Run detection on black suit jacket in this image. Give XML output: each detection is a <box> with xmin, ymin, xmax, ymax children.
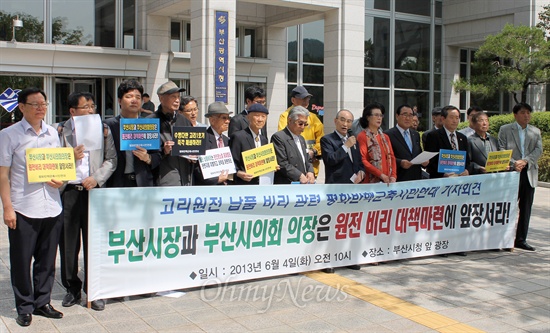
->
<box><xmin>271</xmin><ymin>127</ymin><xmax>314</xmax><ymax>184</ymax></box>
<box><xmin>230</xmin><ymin>127</ymin><xmax>268</xmax><ymax>185</ymax></box>
<box><xmin>228</xmin><ymin>110</ymin><xmax>267</xmax><ymax>138</ymax></box>
<box><xmin>105</xmin><ymin>115</ymin><xmax>161</xmax><ymax>187</ymax></box>
<box><xmin>424</xmin><ymin>127</ymin><xmax>470</xmax><ymax>178</ymax></box>
<box><xmin>320</xmin><ymin>131</ymin><xmax>364</xmax><ymax>184</ymax></box>
<box><xmin>385</xmin><ymin>127</ymin><xmax>423</xmax><ymax>181</ymax></box>
<box><xmin>194</xmin><ymin>127</ymin><xmax>230</xmax><ymax>185</ymax></box>
<box><xmin>468</xmin><ymin>133</ymin><xmax>498</xmax><ymax>174</ymax></box>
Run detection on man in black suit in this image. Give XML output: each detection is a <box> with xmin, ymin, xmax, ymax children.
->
<box><xmin>424</xmin><ymin>105</ymin><xmax>470</xmax><ymax>179</ymax></box>
<box><xmin>421</xmin><ymin>106</ymin><xmax>443</xmax><ymax>148</ymax></box>
<box><xmin>230</xmin><ymin>103</ymin><xmax>270</xmax><ymax>185</ymax></box>
<box><xmin>105</xmin><ymin>80</ymin><xmax>161</xmax><ymax>188</ymax></box>
<box><xmin>385</xmin><ymin>105</ymin><xmax>427</xmax><ymax>181</ymax></box>
<box><xmin>228</xmin><ymin>86</ymin><xmax>267</xmax><ymax>137</ymax></box>
<box><xmin>272</xmin><ymin>106</ymin><xmax>315</xmax><ymax>184</ymax></box>
<box><xmin>321</xmin><ymin>109</ymin><xmax>365</xmax><ymax>184</ymax></box>
<box><xmin>194</xmin><ymin>102</ymin><xmax>232</xmax><ymax>185</ymax></box>
<box><xmin>468</xmin><ymin>112</ymin><xmax>499</xmax><ymax>175</ymax></box>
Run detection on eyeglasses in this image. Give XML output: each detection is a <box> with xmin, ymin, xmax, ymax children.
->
<box><xmin>216</xmin><ymin>115</ymin><xmax>230</xmax><ymax>121</ymax></box>
<box><xmin>253</xmin><ymin>99</ymin><xmax>266</xmax><ymax>106</ymax></box>
<box><xmin>76</xmin><ymin>104</ymin><xmax>97</xmax><ymax>110</ymax></box>
<box><xmin>183</xmin><ymin>107</ymin><xmax>199</xmax><ymax>113</ymax></box>
<box><xmin>295</xmin><ymin>121</ymin><xmax>309</xmax><ymax>127</ymax></box>
<box><xmin>24</xmin><ymin>102</ymin><xmax>49</xmax><ymax>109</ymax></box>
<box><xmin>400</xmin><ymin>113</ymin><xmax>414</xmax><ymax>118</ymax></box>
<box><xmin>370</xmin><ymin>113</ymin><xmax>383</xmax><ymax>118</ymax></box>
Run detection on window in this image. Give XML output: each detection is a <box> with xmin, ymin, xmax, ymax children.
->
<box><xmin>0</xmin><ymin>0</ymin><xmax>44</xmax><ymax>43</ymax></box>
<box><xmin>236</xmin><ymin>27</ymin><xmax>256</xmax><ymax>57</ymax></box>
<box><xmin>171</xmin><ymin>21</ymin><xmax>191</xmax><ymax>52</ymax></box>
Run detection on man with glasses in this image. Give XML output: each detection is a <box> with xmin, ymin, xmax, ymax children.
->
<box><xmin>229</xmin><ymin>85</ymin><xmax>267</xmax><ymax>137</ymax></box>
<box><xmin>58</xmin><ymin>92</ymin><xmax>117</xmax><ymax>311</ymax></box>
<box><xmin>0</xmin><ymin>88</ymin><xmax>64</xmax><ymax>327</ymax></box>
<box><xmin>468</xmin><ymin>112</ymin><xmax>498</xmax><ymax>175</ymax></box>
<box><xmin>194</xmin><ymin>102</ymin><xmax>232</xmax><ymax>185</ymax></box>
<box><xmin>272</xmin><ymin>106</ymin><xmax>315</xmax><ymax>184</ymax></box>
<box><xmin>230</xmin><ymin>103</ymin><xmax>270</xmax><ymax>185</ymax></box>
<box><xmin>278</xmin><ymin>86</ymin><xmax>324</xmax><ymax>177</ymax></box>
<box><xmin>385</xmin><ymin>104</ymin><xmax>427</xmax><ymax>181</ymax></box>
<box><xmin>179</xmin><ymin>96</ymin><xmax>207</xmax><ymax>127</ymax></box>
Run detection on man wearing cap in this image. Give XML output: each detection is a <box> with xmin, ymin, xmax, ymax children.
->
<box><xmin>194</xmin><ymin>102</ymin><xmax>232</xmax><ymax>185</ymax></box>
<box><xmin>230</xmin><ymin>103</ymin><xmax>270</xmax><ymax>185</ymax></box>
<box><xmin>148</xmin><ymin>80</ymin><xmax>194</xmax><ymax>186</ymax></box>
<box><xmin>228</xmin><ymin>86</ymin><xmax>267</xmax><ymax>137</ymax></box>
<box><xmin>278</xmin><ymin>86</ymin><xmax>324</xmax><ymax>177</ymax></box>
<box><xmin>422</xmin><ymin>106</ymin><xmax>443</xmax><ymax>148</ymax></box>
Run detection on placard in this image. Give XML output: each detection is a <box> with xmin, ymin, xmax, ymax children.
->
<box><xmin>172</xmin><ymin>126</ymin><xmax>207</xmax><ymax>155</ymax></box>
<box><xmin>26</xmin><ymin>147</ymin><xmax>76</xmax><ymax>182</ymax></box>
<box><xmin>242</xmin><ymin>143</ymin><xmax>278</xmax><ymax>177</ymax></box>
<box><xmin>485</xmin><ymin>150</ymin><xmax>512</xmax><ymax>172</ymax></box>
<box><xmin>120</xmin><ymin>118</ymin><xmax>160</xmax><ymax>151</ymax></box>
<box><xmin>437</xmin><ymin>149</ymin><xmax>466</xmax><ymax>174</ymax></box>
<box><xmin>198</xmin><ymin>146</ymin><xmax>236</xmax><ymax>179</ymax></box>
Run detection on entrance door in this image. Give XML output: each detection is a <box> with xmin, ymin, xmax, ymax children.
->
<box><xmin>54</xmin><ymin>79</ymin><xmax>96</xmax><ymax>124</ymax></box>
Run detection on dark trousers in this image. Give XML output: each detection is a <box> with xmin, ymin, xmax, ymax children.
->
<box><xmin>9</xmin><ymin>212</ymin><xmax>62</xmax><ymax>315</ymax></box>
<box><xmin>59</xmin><ymin>187</ymin><xmax>89</xmax><ymax>296</ymax></box>
<box><xmin>516</xmin><ymin>168</ymin><xmax>535</xmax><ymax>243</ymax></box>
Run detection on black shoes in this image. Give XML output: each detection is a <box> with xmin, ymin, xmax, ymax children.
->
<box><xmin>515</xmin><ymin>242</ymin><xmax>536</xmax><ymax>251</ymax></box>
<box><xmin>347</xmin><ymin>265</ymin><xmax>361</xmax><ymax>270</ymax></box>
<box><xmin>91</xmin><ymin>299</ymin><xmax>105</xmax><ymax>311</ymax></box>
<box><xmin>62</xmin><ymin>292</ymin><xmax>81</xmax><ymax>307</ymax></box>
<box><xmin>32</xmin><ymin>304</ymin><xmax>63</xmax><ymax>319</ymax></box>
<box><xmin>322</xmin><ymin>268</ymin><xmax>335</xmax><ymax>273</ymax></box>
<box><xmin>16</xmin><ymin>314</ymin><xmax>32</xmax><ymax>327</ymax></box>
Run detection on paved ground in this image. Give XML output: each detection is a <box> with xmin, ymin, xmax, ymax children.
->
<box><xmin>0</xmin><ymin>186</ymin><xmax>548</xmax><ymax>333</ymax></box>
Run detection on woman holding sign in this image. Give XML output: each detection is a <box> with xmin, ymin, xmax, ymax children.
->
<box><xmin>357</xmin><ymin>103</ymin><xmax>397</xmax><ymax>184</ymax></box>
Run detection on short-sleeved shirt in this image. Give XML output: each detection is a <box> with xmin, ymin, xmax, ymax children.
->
<box><xmin>0</xmin><ymin>118</ymin><xmax>62</xmax><ymax>218</ymax></box>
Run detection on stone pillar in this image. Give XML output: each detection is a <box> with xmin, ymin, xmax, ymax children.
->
<box><xmin>266</xmin><ymin>26</ymin><xmax>288</xmax><ymax>135</ymax></box>
<box><xmin>323</xmin><ymin>1</ymin><xmax>365</xmax><ymax>134</ymax></box>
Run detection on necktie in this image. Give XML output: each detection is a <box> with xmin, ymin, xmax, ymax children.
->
<box><xmin>217</xmin><ymin>136</ymin><xmax>224</xmax><ymax>148</ymax></box>
<box><xmin>450</xmin><ymin>133</ymin><xmax>457</xmax><ymax>150</ymax></box>
<box><xmin>404</xmin><ymin>130</ymin><xmax>412</xmax><ymax>153</ymax></box>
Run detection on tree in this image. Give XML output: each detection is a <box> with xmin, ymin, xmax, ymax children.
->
<box><xmin>452</xmin><ymin>24</ymin><xmax>550</xmax><ymax>104</ymax></box>
<box><xmin>536</xmin><ymin>4</ymin><xmax>550</xmax><ymax>36</ymax></box>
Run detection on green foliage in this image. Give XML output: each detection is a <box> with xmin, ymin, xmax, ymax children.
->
<box><xmin>452</xmin><ymin>24</ymin><xmax>550</xmax><ymax>104</ymax></box>
<box><xmin>540</xmin><ymin>134</ymin><xmax>550</xmax><ymax>182</ymax></box>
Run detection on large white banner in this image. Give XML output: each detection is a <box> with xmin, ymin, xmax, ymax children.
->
<box><xmin>88</xmin><ymin>172</ymin><xmax>519</xmax><ymax>301</ymax></box>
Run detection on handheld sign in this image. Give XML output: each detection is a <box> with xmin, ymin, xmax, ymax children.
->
<box><xmin>198</xmin><ymin>146</ymin><xmax>236</xmax><ymax>179</ymax></box>
<box><xmin>26</xmin><ymin>147</ymin><xmax>76</xmax><ymax>183</ymax></box>
<box><xmin>120</xmin><ymin>118</ymin><xmax>160</xmax><ymax>151</ymax></box>
<box><xmin>172</xmin><ymin>126</ymin><xmax>207</xmax><ymax>156</ymax></box>
<box><xmin>73</xmin><ymin>114</ymin><xmax>103</xmax><ymax>151</ymax></box>
<box><xmin>437</xmin><ymin>149</ymin><xmax>466</xmax><ymax>174</ymax></box>
<box><xmin>485</xmin><ymin>150</ymin><xmax>512</xmax><ymax>172</ymax></box>
<box><xmin>242</xmin><ymin>143</ymin><xmax>278</xmax><ymax>177</ymax></box>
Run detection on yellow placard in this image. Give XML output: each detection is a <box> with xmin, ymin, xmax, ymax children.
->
<box><xmin>26</xmin><ymin>147</ymin><xmax>77</xmax><ymax>183</ymax></box>
<box><xmin>485</xmin><ymin>149</ymin><xmax>512</xmax><ymax>172</ymax></box>
<box><xmin>241</xmin><ymin>143</ymin><xmax>278</xmax><ymax>177</ymax></box>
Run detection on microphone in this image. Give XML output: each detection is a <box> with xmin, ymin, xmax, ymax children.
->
<box><xmin>347</xmin><ymin>129</ymin><xmax>356</xmax><ymax>149</ymax></box>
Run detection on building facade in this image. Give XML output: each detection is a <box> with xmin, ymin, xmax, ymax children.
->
<box><xmin>1</xmin><ymin>0</ymin><xmax>548</xmax><ymax>134</ymax></box>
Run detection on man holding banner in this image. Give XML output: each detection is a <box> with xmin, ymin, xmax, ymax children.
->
<box><xmin>58</xmin><ymin>92</ymin><xmax>117</xmax><ymax>311</ymax></box>
<box><xmin>194</xmin><ymin>102</ymin><xmax>232</xmax><ymax>185</ymax></box>
<box><xmin>468</xmin><ymin>111</ymin><xmax>499</xmax><ymax>175</ymax></box>
<box><xmin>0</xmin><ymin>88</ymin><xmax>64</xmax><ymax>327</ymax></box>
<box><xmin>230</xmin><ymin>103</ymin><xmax>270</xmax><ymax>185</ymax></box>
<box><xmin>106</xmin><ymin>80</ymin><xmax>161</xmax><ymax>187</ymax></box>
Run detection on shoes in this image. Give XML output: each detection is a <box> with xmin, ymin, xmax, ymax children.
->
<box><xmin>322</xmin><ymin>268</ymin><xmax>335</xmax><ymax>273</ymax></box>
<box><xmin>91</xmin><ymin>299</ymin><xmax>105</xmax><ymax>311</ymax></box>
<box><xmin>455</xmin><ymin>252</ymin><xmax>467</xmax><ymax>256</ymax></box>
<box><xmin>62</xmin><ymin>292</ymin><xmax>81</xmax><ymax>307</ymax></box>
<box><xmin>16</xmin><ymin>314</ymin><xmax>32</xmax><ymax>327</ymax></box>
<box><xmin>515</xmin><ymin>242</ymin><xmax>535</xmax><ymax>251</ymax></box>
<box><xmin>32</xmin><ymin>304</ymin><xmax>63</xmax><ymax>319</ymax></box>
<box><xmin>347</xmin><ymin>265</ymin><xmax>361</xmax><ymax>270</ymax></box>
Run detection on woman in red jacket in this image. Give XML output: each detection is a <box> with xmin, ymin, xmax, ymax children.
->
<box><xmin>357</xmin><ymin>103</ymin><xmax>397</xmax><ymax>184</ymax></box>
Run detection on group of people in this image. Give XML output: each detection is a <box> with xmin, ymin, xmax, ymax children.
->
<box><xmin>0</xmin><ymin>81</ymin><xmax>542</xmax><ymax>327</ymax></box>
